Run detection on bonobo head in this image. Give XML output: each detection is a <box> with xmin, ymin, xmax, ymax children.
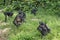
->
<box><xmin>39</xmin><ymin>22</ymin><xmax>46</xmax><ymax>25</ymax></box>
<box><xmin>18</xmin><ymin>10</ymin><xmax>23</xmax><ymax>14</ymax></box>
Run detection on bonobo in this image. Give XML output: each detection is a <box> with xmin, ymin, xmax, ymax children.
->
<box><xmin>37</xmin><ymin>22</ymin><xmax>50</xmax><ymax>36</ymax></box>
<box><xmin>4</xmin><ymin>11</ymin><xmax>13</xmax><ymax>22</ymax></box>
<box><xmin>31</xmin><ymin>8</ymin><xmax>37</xmax><ymax>15</ymax></box>
<box><xmin>13</xmin><ymin>10</ymin><xmax>26</xmax><ymax>27</ymax></box>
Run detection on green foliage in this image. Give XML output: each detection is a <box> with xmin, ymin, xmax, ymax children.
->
<box><xmin>3</xmin><ymin>5</ymin><xmax>13</xmax><ymax>12</ymax></box>
<box><xmin>0</xmin><ymin>0</ymin><xmax>60</xmax><ymax>40</ymax></box>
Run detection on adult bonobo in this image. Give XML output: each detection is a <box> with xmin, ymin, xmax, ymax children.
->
<box><xmin>4</xmin><ymin>11</ymin><xmax>13</xmax><ymax>22</ymax></box>
<box><xmin>31</xmin><ymin>7</ymin><xmax>37</xmax><ymax>15</ymax></box>
<box><xmin>13</xmin><ymin>10</ymin><xmax>26</xmax><ymax>27</ymax></box>
<box><xmin>37</xmin><ymin>22</ymin><xmax>50</xmax><ymax>37</ymax></box>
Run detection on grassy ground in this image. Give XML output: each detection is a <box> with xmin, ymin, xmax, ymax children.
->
<box><xmin>0</xmin><ymin>8</ymin><xmax>60</xmax><ymax>40</ymax></box>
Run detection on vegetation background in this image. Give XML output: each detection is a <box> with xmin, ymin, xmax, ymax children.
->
<box><xmin>0</xmin><ymin>0</ymin><xmax>60</xmax><ymax>40</ymax></box>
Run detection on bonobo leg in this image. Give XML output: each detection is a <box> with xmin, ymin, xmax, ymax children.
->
<box><xmin>5</xmin><ymin>15</ymin><xmax>7</xmax><ymax>22</ymax></box>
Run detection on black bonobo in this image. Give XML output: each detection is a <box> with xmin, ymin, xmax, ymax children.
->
<box><xmin>4</xmin><ymin>12</ymin><xmax>13</xmax><ymax>22</ymax></box>
<box><xmin>13</xmin><ymin>10</ymin><xmax>26</xmax><ymax>27</ymax></box>
<box><xmin>31</xmin><ymin>8</ymin><xmax>37</xmax><ymax>15</ymax></box>
<box><xmin>37</xmin><ymin>22</ymin><xmax>50</xmax><ymax>36</ymax></box>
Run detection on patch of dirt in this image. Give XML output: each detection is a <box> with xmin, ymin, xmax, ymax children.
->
<box><xmin>0</xmin><ymin>21</ymin><xmax>9</xmax><ymax>26</ymax></box>
<box><xmin>0</xmin><ymin>28</ymin><xmax>11</xmax><ymax>40</ymax></box>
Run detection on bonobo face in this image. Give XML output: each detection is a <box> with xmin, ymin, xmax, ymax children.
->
<box><xmin>16</xmin><ymin>17</ymin><xmax>21</xmax><ymax>22</ymax></box>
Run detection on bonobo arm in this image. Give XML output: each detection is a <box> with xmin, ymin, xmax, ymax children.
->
<box><xmin>37</xmin><ymin>26</ymin><xmax>43</xmax><ymax>31</ymax></box>
<box><xmin>39</xmin><ymin>27</ymin><xmax>42</xmax><ymax>31</ymax></box>
<box><xmin>45</xmin><ymin>24</ymin><xmax>50</xmax><ymax>33</ymax></box>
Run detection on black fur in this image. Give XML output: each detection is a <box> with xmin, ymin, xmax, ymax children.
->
<box><xmin>4</xmin><ymin>12</ymin><xmax>13</xmax><ymax>22</ymax></box>
<box><xmin>31</xmin><ymin>8</ymin><xmax>37</xmax><ymax>15</ymax></box>
<box><xmin>37</xmin><ymin>22</ymin><xmax>50</xmax><ymax>36</ymax></box>
<box><xmin>4</xmin><ymin>12</ymin><xmax>13</xmax><ymax>17</ymax></box>
<box><xmin>13</xmin><ymin>11</ymin><xmax>26</xmax><ymax>27</ymax></box>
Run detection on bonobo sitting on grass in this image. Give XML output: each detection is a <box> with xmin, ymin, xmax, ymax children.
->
<box><xmin>37</xmin><ymin>22</ymin><xmax>50</xmax><ymax>37</ymax></box>
<box><xmin>13</xmin><ymin>10</ymin><xmax>26</xmax><ymax>27</ymax></box>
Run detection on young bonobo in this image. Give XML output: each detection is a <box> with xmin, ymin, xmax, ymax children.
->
<box><xmin>37</xmin><ymin>22</ymin><xmax>50</xmax><ymax>37</ymax></box>
<box><xmin>31</xmin><ymin>8</ymin><xmax>37</xmax><ymax>15</ymax></box>
<box><xmin>4</xmin><ymin>12</ymin><xmax>13</xmax><ymax>22</ymax></box>
<box><xmin>13</xmin><ymin>10</ymin><xmax>26</xmax><ymax>27</ymax></box>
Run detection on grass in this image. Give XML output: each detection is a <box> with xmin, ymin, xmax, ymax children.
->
<box><xmin>0</xmin><ymin>8</ymin><xmax>60</xmax><ymax>40</ymax></box>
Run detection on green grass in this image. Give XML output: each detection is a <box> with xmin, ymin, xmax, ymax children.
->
<box><xmin>0</xmin><ymin>8</ymin><xmax>60</xmax><ymax>40</ymax></box>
